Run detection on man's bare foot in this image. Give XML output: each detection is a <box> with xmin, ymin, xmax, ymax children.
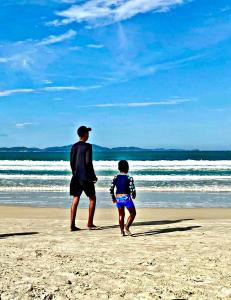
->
<box><xmin>125</xmin><ymin>227</ymin><xmax>132</xmax><ymax>236</ymax></box>
<box><xmin>87</xmin><ymin>225</ymin><xmax>102</xmax><ymax>230</ymax></box>
<box><xmin>70</xmin><ymin>226</ymin><xmax>81</xmax><ymax>232</ymax></box>
<box><xmin>121</xmin><ymin>231</ymin><xmax>125</xmax><ymax>236</ymax></box>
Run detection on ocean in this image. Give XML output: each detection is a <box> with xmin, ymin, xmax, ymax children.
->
<box><xmin>0</xmin><ymin>151</ymin><xmax>231</xmax><ymax>208</ymax></box>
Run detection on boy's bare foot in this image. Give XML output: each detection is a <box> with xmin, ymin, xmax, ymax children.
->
<box><xmin>70</xmin><ymin>226</ymin><xmax>81</xmax><ymax>232</ymax></box>
<box><xmin>121</xmin><ymin>231</ymin><xmax>125</xmax><ymax>236</ymax></box>
<box><xmin>125</xmin><ymin>227</ymin><xmax>132</xmax><ymax>236</ymax></box>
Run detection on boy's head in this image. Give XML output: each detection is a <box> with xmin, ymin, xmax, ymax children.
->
<box><xmin>77</xmin><ymin>126</ymin><xmax>91</xmax><ymax>141</ymax></box>
<box><xmin>118</xmin><ymin>160</ymin><xmax>129</xmax><ymax>173</ymax></box>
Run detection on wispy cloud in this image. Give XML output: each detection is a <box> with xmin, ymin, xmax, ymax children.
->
<box><xmin>50</xmin><ymin>0</ymin><xmax>189</xmax><ymax>27</ymax></box>
<box><xmin>78</xmin><ymin>98</ymin><xmax>191</xmax><ymax>108</ymax></box>
<box><xmin>0</xmin><ymin>56</ymin><xmax>16</xmax><ymax>63</ymax></box>
<box><xmin>15</xmin><ymin>122</ymin><xmax>35</xmax><ymax>129</ymax></box>
<box><xmin>0</xmin><ymin>29</ymin><xmax>77</xmax><ymax>80</ymax></box>
<box><xmin>42</xmin><ymin>84</ymin><xmax>101</xmax><ymax>91</ymax></box>
<box><xmin>155</xmin><ymin>54</ymin><xmax>203</xmax><ymax>71</ymax></box>
<box><xmin>37</xmin><ymin>29</ymin><xmax>76</xmax><ymax>46</ymax></box>
<box><xmin>104</xmin><ymin>54</ymin><xmax>203</xmax><ymax>84</ymax></box>
<box><xmin>207</xmin><ymin>106</ymin><xmax>231</xmax><ymax>112</ymax></box>
<box><xmin>42</xmin><ymin>79</ymin><xmax>53</xmax><ymax>85</ymax></box>
<box><xmin>87</xmin><ymin>44</ymin><xmax>104</xmax><ymax>49</ymax></box>
<box><xmin>69</xmin><ymin>46</ymin><xmax>81</xmax><ymax>51</ymax></box>
<box><xmin>0</xmin><ymin>85</ymin><xmax>101</xmax><ymax>97</ymax></box>
<box><xmin>0</xmin><ymin>89</ymin><xmax>35</xmax><ymax>97</ymax></box>
<box><xmin>188</xmin><ymin>21</ymin><xmax>231</xmax><ymax>49</ymax></box>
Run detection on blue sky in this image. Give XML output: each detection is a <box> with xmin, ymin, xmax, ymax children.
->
<box><xmin>0</xmin><ymin>0</ymin><xmax>231</xmax><ymax>149</ymax></box>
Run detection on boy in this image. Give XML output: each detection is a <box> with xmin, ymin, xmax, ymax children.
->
<box><xmin>110</xmin><ymin>160</ymin><xmax>136</xmax><ymax>236</ymax></box>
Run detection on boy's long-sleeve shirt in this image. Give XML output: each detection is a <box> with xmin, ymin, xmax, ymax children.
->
<box><xmin>110</xmin><ymin>174</ymin><xmax>136</xmax><ymax>201</ymax></box>
<box><xmin>70</xmin><ymin>141</ymin><xmax>97</xmax><ymax>182</ymax></box>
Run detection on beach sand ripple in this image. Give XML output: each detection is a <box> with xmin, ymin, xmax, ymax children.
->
<box><xmin>0</xmin><ymin>207</ymin><xmax>231</xmax><ymax>299</ymax></box>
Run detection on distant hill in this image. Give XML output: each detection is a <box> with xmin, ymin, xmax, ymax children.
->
<box><xmin>111</xmin><ymin>147</ymin><xmax>150</xmax><ymax>152</ymax></box>
<box><xmin>44</xmin><ymin>144</ymin><xmax>110</xmax><ymax>152</ymax></box>
<box><xmin>0</xmin><ymin>144</ymin><xmax>188</xmax><ymax>153</ymax></box>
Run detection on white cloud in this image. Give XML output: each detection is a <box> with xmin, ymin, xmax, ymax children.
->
<box><xmin>156</xmin><ymin>54</ymin><xmax>203</xmax><ymax>71</ymax></box>
<box><xmin>87</xmin><ymin>44</ymin><xmax>104</xmax><ymax>49</ymax></box>
<box><xmin>15</xmin><ymin>122</ymin><xmax>35</xmax><ymax>129</ymax></box>
<box><xmin>102</xmin><ymin>54</ymin><xmax>202</xmax><ymax>84</ymax></box>
<box><xmin>42</xmin><ymin>86</ymin><xmax>82</xmax><ymax>91</ymax></box>
<box><xmin>79</xmin><ymin>98</ymin><xmax>191</xmax><ymax>108</ymax></box>
<box><xmin>69</xmin><ymin>46</ymin><xmax>81</xmax><ymax>51</ymax></box>
<box><xmin>0</xmin><ymin>85</ymin><xmax>101</xmax><ymax>97</ymax></box>
<box><xmin>38</xmin><ymin>29</ymin><xmax>77</xmax><ymax>46</ymax></box>
<box><xmin>51</xmin><ymin>0</ymin><xmax>188</xmax><ymax>27</ymax></box>
<box><xmin>220</xmin><ymin>6</ymin><xmax>231</xmax><ymax>12</ymax></box>
<box><xmin>59</xmin><ymin>0</ymin><xmax>77</xmax><ymax>3</ymax></box>
<box><xmin>42</xmin><ymin>79</ymin><xmax>53</xmax><ymax>85</ymax></box>
<box><xmin>0</xmin><ymin>29</ymin><xmax>77</xmax><ymax>73</ymax></box>
<box><xmin>0</xmin><ymin>57</ymin><xmax>13</xmax><ymax>63</ymax></box>
<box><xmin>0</xmin><ymin>89</ymin><xmax>35</xmax><ymax>97</ymax></box>
<box><xmin>42</xmin><ymin>84</ymin><xmax>101</xmax><ymax>91</ymax></box>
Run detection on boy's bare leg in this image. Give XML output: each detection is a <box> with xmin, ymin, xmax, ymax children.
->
<box><xmin>125</xmin><ymin>207</ymin><xmax>136</xmax><ymax>231</ymax></box>
<box><xmin>118</xmin><ymin>206</ymin><xmax>125</xmax><ymax>235</ymax></box>
<box><xmin>70</xmin><ymin>196</ymin><xmax>80</xmax><ymax>230</ymax></box>
<box><xmin>87</xmin><ymin>195</ymin><xmax>96</xmax><ymax>227</ymax></box>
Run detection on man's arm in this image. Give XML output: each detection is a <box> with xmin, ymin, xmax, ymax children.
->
<box><xmin>70</xmin><ymin>146</ymin><xmax>76</xmax><ymax>175</ymax></box>
<box><xmin>86</xmin><ymin>144</ymin><xmax>97</xmax><ymax>181</ymax></box>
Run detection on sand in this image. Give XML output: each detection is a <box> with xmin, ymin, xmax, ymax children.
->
<box><xmin>0</xmin><ymin>206</ymin><xmax>231</xmax><ymax>300</ymax></box>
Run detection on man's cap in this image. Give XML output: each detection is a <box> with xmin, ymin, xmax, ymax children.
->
<box><xmin>77</xmin><ymin>126</ymin><xmax>92</xmax><ymax>137</ymax></box>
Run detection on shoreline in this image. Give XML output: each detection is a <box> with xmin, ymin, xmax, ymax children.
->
<box><xmin>1</xmin><ymin>191</ymin><xmax>231</xmax><ymax>209</ymax></box>
<box><xmin>1</xmin><ymin>205</ymin><xmax>231</xmax><ymax>220</ymax></box>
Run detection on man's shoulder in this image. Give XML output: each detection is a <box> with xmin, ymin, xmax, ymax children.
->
<box><xmin>71</xmin><ymin>142</ymin><xmax>79</xmax><ymax>150</ymax></box>
<box><xmin>71</xmin><ymin>142</ymin><xmax>92</xmax><ymax>149</ymax></box>
<box><xmin>85</xmin><ymin>142</ymin><xmax>92</xmax><ymax>146</ymax></box>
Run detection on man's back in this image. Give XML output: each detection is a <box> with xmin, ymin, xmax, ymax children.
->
<box><xmin>70</xmin><ymin>141</ymin><xmax>96</xmax><ymax>182</ymax></box>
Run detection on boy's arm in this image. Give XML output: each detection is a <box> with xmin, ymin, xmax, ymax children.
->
<box><xmin>129</xmin><ymin>177</ymin><xmax>136</xmax><ymax>199</ymax></box>
<box><xmin>110</xmin><ymin>176</ymin><xmax>116</xmax><ymax>202</ymax></box>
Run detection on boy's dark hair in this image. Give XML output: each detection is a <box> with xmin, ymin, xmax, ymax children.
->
<box><xmin>118</xmin><ymin>160</ymin><xmax>129</xmax><ymax>173</ymax></box>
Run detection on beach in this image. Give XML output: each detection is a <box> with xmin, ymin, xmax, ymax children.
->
<box><xmin>2</xmin><ymin>0</ymin><xmax>231</xmax><ymax>298</ymax></box>
<box><xmin>0</xmin><ymin>206</ymin><xmax>231</xmax><ymax>300</ymax></box>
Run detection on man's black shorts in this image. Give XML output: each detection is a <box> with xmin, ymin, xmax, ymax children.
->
<box><xmin>70</xmin><ymin>176</ymin><xmax>96</xmax><ymax>197</ymax></box>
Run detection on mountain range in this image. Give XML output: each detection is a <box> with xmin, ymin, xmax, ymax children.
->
<box><xmin>0</xmin><ymin>145</ymin><xmax>186</xmax><ymax>152</ymax></box>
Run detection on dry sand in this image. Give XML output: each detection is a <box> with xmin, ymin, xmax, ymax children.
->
<box><xmin>0</xmin><ymin>206</ymin><xmax>231</xmax><ymax>300</ymax></box>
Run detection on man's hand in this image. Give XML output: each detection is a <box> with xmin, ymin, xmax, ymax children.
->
<box><xmin>112</xmin><ymin>199</ymin><xmax>116</xmax><ymax>203</ymax></box>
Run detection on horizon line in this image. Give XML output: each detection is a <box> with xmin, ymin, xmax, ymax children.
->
<box><xmin>0</xmin><ymin>144</ymin><xmax>231</xmax><ymax>152</ymax></box>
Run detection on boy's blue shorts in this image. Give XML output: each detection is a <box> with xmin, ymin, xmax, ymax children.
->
<box><xmin>116</xmin><ymin>195</ymin><xmax>135</xmax><ymax>209</ymax></box>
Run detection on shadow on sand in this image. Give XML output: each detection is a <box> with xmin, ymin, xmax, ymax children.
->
<box><xmin>131</xmin><ymin>225</ymin><xmax>201</xmax><ymax>237</ymax></box>
<box><xmin>99</xmin><ymin>219</ymin><xmax>194</xmax><ymax>230</ymax></box>
<box><xmin>0</xmin><ymin>232</ymin><xmax>39</xmax><ymax>239</ymax></box>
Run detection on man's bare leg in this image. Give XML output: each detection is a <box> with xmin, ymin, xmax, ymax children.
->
<box><xmin>70</xmin><ymin>196</ymin><xmax>80</xmax><ymax>231</ymax></box>
<box><xmin>87</xmin><ymin>195</ymin><xmax>96</xmax><ymax>228</ymax></box>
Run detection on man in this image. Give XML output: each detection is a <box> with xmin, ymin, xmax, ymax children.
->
<box><xmin>70</xmin><ymin>126</ymin><xmax>98</xmax><ymax>231</ymax></box>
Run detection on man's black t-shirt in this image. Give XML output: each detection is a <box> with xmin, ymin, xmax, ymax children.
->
<box><xmin>70</xmin><ymin>141</ymin><xmax>96</xmax><ymax>182</ymax></box>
